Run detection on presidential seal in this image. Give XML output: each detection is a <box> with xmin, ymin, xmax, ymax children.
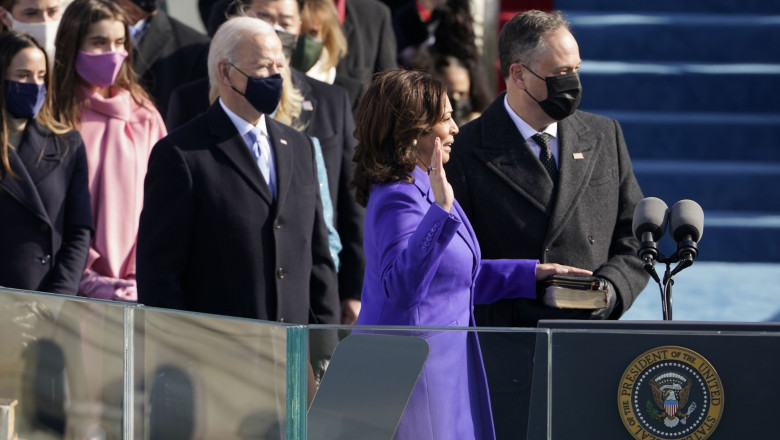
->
<box><xmin>618</xmin><ymin>346</ymin><xmax>724</xmax><ymax>440</ymax></box>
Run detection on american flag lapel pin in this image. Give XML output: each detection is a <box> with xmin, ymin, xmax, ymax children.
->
<box><xmin>302</xmin><ymin>101</ymin><xmax>313</xmax><ymax>111</ymax></box>
<box><xmin>573</xmin><ymin>152</ymin><xmax>584</xmax><ymax>159</ymax></box>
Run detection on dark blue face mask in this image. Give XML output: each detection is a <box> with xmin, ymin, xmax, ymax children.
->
<box><xmin>229</xmin><ymin>63</ymin><xmax>283</xmax><ymax>115</ymax></box>
<box><xmin>4</xmin><ymin>80</ymin><xmax>47</xmax><ymax>119</ymax></box>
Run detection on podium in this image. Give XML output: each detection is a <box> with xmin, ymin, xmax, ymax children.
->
<box><xmin>526</xmin><ymin>320</ymin><xmax>780</xmax><ymax>439</ymax></box>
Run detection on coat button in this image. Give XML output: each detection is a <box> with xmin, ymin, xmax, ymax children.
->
<box><xmin>40</xmin><ymin>224</ymin><xmax>49</xmax><ymax>232</ymax></box>
<box><xmin>274</xmin><ymin>220</ymin><xmax>282</xmax><ymax>229</ymax></box>
<box><xmin>277</xmin><ymin>268</ymin><xmax>286</xmax><ymax>279</ymax></box>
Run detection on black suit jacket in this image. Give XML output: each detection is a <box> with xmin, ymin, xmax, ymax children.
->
<box><xmin>290</xmin><ymin>70</ymin><xmax>365</xmax><ymax>301</ymax></box>
<box><xmin>446</xmin><ymin>93</ymin><xmax>649</xmax><ymax>326</ymax></box>
<box><xmin>335</xmin><ymin>0</ymin><xmax>397</xmax><ymax>110</ymax></box>
<box><xmin>133</xmin><ymin>11</ymin><xmax>210</xmax><ymax>119</ymax></box>
<box><xmin>164</xmin><ymin>76</ymin><xmax>210</xmax><ymax>131</ymax></box>
<box><xmin>165</xmin><ymin>72</ymin><xmax>367</xmax><ymax>301</ymax></box>
<box><xmin>137</xmin><ymin>102</ymin><xmax>340</xmax><ymax>324</ymax></box>
<box><xmin>0</xmin><ymin>122</ymin><xmax>92</xmax><ymax>294</ymax></box>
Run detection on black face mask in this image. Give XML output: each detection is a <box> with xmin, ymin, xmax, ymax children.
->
<box><xmin>522</xmin><ymin>64</ymin><xmax>582</xmax><ymax>121</ymax></box>
<box><xmin>229</xmin><ymin>64</ymin><xmax>283</xmax><ymax>115</ymax></box>
<box><xmin>451</xmin><ymin>96</ymin><xmax>473</xmax><ymax>126</ymax></box>
<box><xmin>276</xmin><ymin>29</ymin><xmax>297</xmax><ymax>60</ymax></box>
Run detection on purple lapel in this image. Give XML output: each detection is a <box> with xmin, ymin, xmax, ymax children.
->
<box><xmin>411</xmin><ymin>167</ymin><xmax>479</xmax><ymax>267</ymax></box>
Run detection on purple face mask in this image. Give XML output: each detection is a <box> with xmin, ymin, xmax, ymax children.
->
<box><xmin>75</xmin><ymin>50</ymin><xmax>128</xmax><ymax>88</ymax></box>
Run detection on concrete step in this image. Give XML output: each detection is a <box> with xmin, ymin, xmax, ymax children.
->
<box><xmin>586</xmin><ymin>110</ymin><xmax>780</xmax><ymax>162</ymax></box>
<box><xmin>556</xmin><ymin>0</ymin><xmax>780</xmax><ymax>14</ymax></box>
<box><xmin>698</xmin><ymin>211</ymin><xmax>780</xmax><ymax>262</ymax></box>
<box><xmin>621</xmin><ymin>261</ymin><xmax>780</xmax><ymax>321</ymax></box>
<box><xmin>568</xmin><ymin>13</ymin><xmax>780</xmax><ymax>63</ymax></box>
<box><xmin>633</xmin><ymin>209</ymin><xmax>780</xmax><ymax>262</ymax></box>
<box><xmin>633</xmin><ymin>160</ymin><xmax>780</xmax><ymax>212</ymax></box>
<box><xmin>579</xmin><ymin>61</ymin><xmax>780</xmax><ymax>113</ymax></box>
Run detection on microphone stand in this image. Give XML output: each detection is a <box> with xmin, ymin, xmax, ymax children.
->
<box><xmin>654</xmin><ymin>247</ymin><xmax>696</xmax><ymax>321</ymax></box>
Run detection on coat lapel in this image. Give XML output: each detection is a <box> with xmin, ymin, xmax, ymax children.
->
<box><xmin>291</xmin><ymin>69</ymin><xmax>315</xmax><ymax>128</ymax></box>
<box><xmin>266</xmin><ymin>118</ymin><xmax>293</xmax><ymax>209</ymax></box>
<box><xmin>1</xmin><ymin>147</ymin><xmax>50</xmax><ymax>224</ymax></box>
<box><xmin>133</xmin><ymin>12</ymin><xmax>171</xmax><ymax>74</ymax></box>
<box><xmin>545</xmin><ymin>113</ymin><xmax>600</xmax><ymax>242</ymax></box>
<box><xmin>208</xmin><ymin>104</ymin><xmax>274</xmax><ymax>204</ymax></box>
<box><xmin>415</xmin><ymin>168</ymin><xmax>478</xmax><ymax>266</ymax></box>
<box><xmin>473</xmin><ymin>95</ymin><xmax>553</xmax><ymax>214</ymax></box>
<box><xmin>18</xmin><ymin>121</ymin><xmax>62</xmax><ymax>184</ymax></box>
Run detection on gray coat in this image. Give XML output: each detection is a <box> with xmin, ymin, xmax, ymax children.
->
<box><xmin>446</xmin><ymin>93</ymin><xmax>649</xmax><ymax>326</ymax></box>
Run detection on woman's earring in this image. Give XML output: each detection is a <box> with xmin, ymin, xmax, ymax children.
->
<box><xmin>412</xmin><ymin>139</ymin><xmax>417</xmax><ymax>147</ymax></box>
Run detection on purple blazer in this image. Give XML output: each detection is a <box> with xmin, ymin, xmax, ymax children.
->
<box><xmin>356</xmin><ymin>166</ymin><xmax>538</xmax><ymax>439</ymax></box>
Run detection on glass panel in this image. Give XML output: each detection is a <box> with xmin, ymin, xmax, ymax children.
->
<box><xmin>135</xmin><ymin>306</ymin><xmax>301</xmax><ymax>440</ymax></box>
<box><xmin>0</xmin><ymin>287</ymin><xmax>126</xmax><ymax>440</ymax></box>
<box><xmin>306</xmin><ymin>326</ymin><xmax>547</xmax><ymax>440</ymax></box>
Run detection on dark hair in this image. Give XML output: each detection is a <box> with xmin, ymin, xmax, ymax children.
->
<box><xmin>430</xmin><ymin>53</ymin><xmax>491</xmax><ymax>113</ymax></box>
<box><xmin>0</xmin><ymin>31</ymin><xmax>65</xmax><ymax>178</ymax></box>
<box><xmin>430</xmin><ymin>0</ymin><xmax>479</xmax><ymax>63</ymax></box>
<box><xmin>498</xmin><ymin>10</ymin><xmax>570</xmax><ymax>79</ymax></box>
<box><xmin>50</xmin><ymin>0</ymin><xmax>150</xmax><ymax>130</ymax></box>
<box><xmin>352</xmin><ymin>69</ymin><xmax>447</xmax><ymax>206</ymax></box>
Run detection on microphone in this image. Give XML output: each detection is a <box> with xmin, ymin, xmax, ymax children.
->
<box><xmin>632</xmin><ymin>197</ymin><xmax>669</xmax><ymax>283</ymax></box>
<box><xmin>669</xmin><ymin>199</ymin><xmax>704</xmax><ymax>269</ymax></box>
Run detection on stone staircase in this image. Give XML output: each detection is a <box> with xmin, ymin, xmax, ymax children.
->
<box><xmin>555</xmin><ymin>0</ymin><xmax>780</xmax><ymax>262</ymax></box>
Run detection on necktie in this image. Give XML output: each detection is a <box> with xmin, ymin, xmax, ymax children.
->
<box><xmin>247</xmin><ymin>129</ymin><xmax>275</xmax><ymax>197</ymax></box>
<box><xmin>532</xmin><ymin>132</ymin><xmax>558</xmax><ymax>183</ymax></box>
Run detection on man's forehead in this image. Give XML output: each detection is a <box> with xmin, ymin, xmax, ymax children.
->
<box><xmin>248</xmin><ymin>0</ymin><xmax>298</xmax><ymax>12</ymax></box>
<box><xmin>235</xmin><ymin>33</ymin><xmax>284</xmax><ymax>61</ymax></box>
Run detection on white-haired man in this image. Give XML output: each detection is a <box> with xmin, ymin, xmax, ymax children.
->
<box><xmin>137</xmin><ymin>17</ymin><xmax>340</xmax><ymax>325</ymax></box>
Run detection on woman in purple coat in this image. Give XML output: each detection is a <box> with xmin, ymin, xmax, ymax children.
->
<box><xmin>352</xmin><ymin>69</ymin><xmax>591</xmax><ymax>440</ymax></box>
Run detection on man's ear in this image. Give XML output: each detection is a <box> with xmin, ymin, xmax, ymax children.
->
<box><xmin>508</xmin><ymin>63</ymin><xmax>526</xmax><ymax>90</ymax></box>
<box><xmin>218</xmin><ymin>61</ymin><xmax>232</xmax><ymax>85</ymax></box>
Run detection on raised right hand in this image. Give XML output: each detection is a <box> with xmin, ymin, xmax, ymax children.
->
<box><xmin>429</xmin><ymin>137</ymin><xmax>453</xmax><ymax>212</ymax></box>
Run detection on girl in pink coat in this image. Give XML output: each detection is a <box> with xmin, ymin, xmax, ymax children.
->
<box><xmin>51</xmin><ymin>0</ymin><xmax>166</xmax><ymax>301</ymax></box>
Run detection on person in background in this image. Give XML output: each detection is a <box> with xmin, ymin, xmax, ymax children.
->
<box><xmin>50</xmin><ymin>0</ymin><xmax>166</xmax><ymax>302</ymax></box>
<box><xmin>413</xmin><ymin>52</ymin><xmax>491</xmax><ymax>126</ymax></box>
<box><xmin>172</xmin><ymin>0</ymin><xmax>365</xmax><ymax>324</ymax></box>
<box><xmin>354</xmin><ymin>69</ymin><xmax>591</xmax><ymax>440</ymax></box>
<box><xmin>137</xmin><ymin>16</ymin><xmax>340</xmax><ymax>325</ymax></box>
<box><xmin>0</xmin><ymin>0</ymin><xmax>61</xmax><ymax>64</ymax></box>
<box><xmin>445</xmin><ymin>10</ymin><xmax>648</xmax><ymax>439</ymax></box>
<box><xmin>297</xmin><ymin>0</ymin><xmax>347</xmax><ymax>84</ymax></box>
<box><xmin>435</xmin><ymin>55</ymin><xmax>480</xmax><ymax>124</ymax></box>
<box><xmin>0</xmin><ymin>31</ymin><xmax>92</xmax><ymax>295</ymax></box>
<box><xmin>114</xmin><ymin>0</ymin><xmax>210</xmax><ymax>119</ymax></box>
<box><xmin>242</xmin><ymin>0</ymin><xmax>365</xmax><ymax>324</ymax></box>
<box><xmin>334</xmin><ymin>0</ymin><xmax>397</xmax><ymax>110</ymax></box>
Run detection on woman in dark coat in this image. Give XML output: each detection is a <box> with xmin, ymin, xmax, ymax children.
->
<box><xmin>0</xmin><ymin>31</ymin><xmax>92</xmax><ymax>294</ymax></box>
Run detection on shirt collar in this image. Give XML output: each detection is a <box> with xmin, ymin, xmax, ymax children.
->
<box><xmin>219</xmin><ymin>97</ymin><xmax>268</xmax><ymax>138</ymax></box>
<box><xmin>503</xmin><ymin>94</ymin><xmax>557</xmax><ymax>141</ymax></box>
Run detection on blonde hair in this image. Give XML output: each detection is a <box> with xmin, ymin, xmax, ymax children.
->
<box><xmin>300</xmin><ymin>0</ymin><xmax>347</xmax><ymax>71</ymax></box>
